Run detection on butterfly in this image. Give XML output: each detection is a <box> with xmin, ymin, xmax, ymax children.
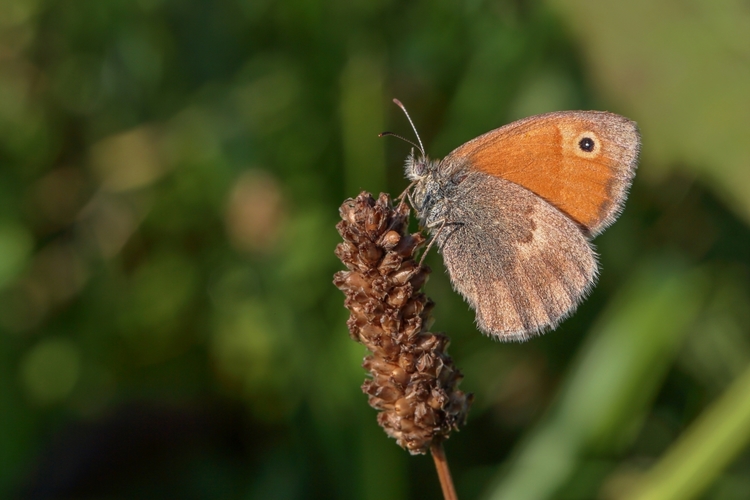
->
<box><xmin>385</xmin><ymin>99</ymin><xmax>639</xmax><ymax>341</ymax></box>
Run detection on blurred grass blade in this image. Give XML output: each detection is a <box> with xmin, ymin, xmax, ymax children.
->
<box><xmin>623</xmin><ymin>362</ymin><xmax>750</xmax><ymax>500</ymax></box>
<box><xmin>485</xmin><ymin>260</ymin><xmax>709</xmax><ymax>500</ymax></box>
<box><xmin>340</xmin><ymin>51</ymin><xmax>387</xmax><ymax>196</ymax></box>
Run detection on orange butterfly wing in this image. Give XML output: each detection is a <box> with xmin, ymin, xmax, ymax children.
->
<box><xmin>442</xmin><ymin>111</ymin><xmax>640</xmax><ymax>235</ymax></box>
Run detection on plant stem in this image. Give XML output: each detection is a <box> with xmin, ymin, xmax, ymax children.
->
<box><xmin>431</xmin><ymin>441</ymin><xmax>458</xmax><ymax>500</ymax></box>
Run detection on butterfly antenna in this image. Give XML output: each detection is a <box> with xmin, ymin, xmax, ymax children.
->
<box><xmin>391</xmin><ymin>98</ymin><xmax>425</xmax><ymax>157</ymax></box>
<box><xmin>378</xmin><ymin>131</ymin><xmax>423</xmax><ymax>153</ymax></box>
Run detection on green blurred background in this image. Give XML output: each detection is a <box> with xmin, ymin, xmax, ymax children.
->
<box><xmin>1</xmin><ymin>0</ymin><xmax>750</xmax><ymax>499</ymax></box>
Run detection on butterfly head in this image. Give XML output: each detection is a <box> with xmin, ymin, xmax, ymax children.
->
<box><xmin>405</xmin><ymin>149</ymin><xmax>447</xmax><ymax>223</ymax></box>
<box><xmin>383</xmin><ymin>99</ymin><xmax>447</xmax><ymax>220</ymax></box>
<box><xmin>404</xmin><ymin>148</ymin><xmax>433</xmax><ymax>181</ymax></box>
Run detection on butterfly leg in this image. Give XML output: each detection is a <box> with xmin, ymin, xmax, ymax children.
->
<box><xmin>406</xmin><ymin>190</ymin><xmax>420</xmax><ymax>213</ymax></box>
<box><xmin>419</xmin><ymin>218</ymin><xmax>447</xmax><ymax>267</ymax></box>
<box><xmin>395</xmin><ymin>180</ymin><xmax>418</xmax><ymax>206</ymax></box>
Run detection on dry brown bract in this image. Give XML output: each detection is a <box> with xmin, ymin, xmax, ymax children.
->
<box><xmin>334</xmin><ymin>192</ymin><xmax>472</xmax><ymax>455</ymax></box>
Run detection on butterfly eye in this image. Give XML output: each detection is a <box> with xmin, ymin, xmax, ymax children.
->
<box><xmin>578</xmin><ymin>137</ymin><xmax>595</xmax><ymax>152</ymax></box>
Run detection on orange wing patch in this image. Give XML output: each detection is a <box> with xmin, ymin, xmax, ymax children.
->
<box><xmin>443</xmin><ymin>111</ymin><xmax>639</xmax><ymax>235</ymax></box>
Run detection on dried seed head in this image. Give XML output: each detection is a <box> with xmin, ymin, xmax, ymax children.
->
<box><xmin>333</xmin><ymin>192</ymin><xmax>472</xmax><ymax>455</ymax></box>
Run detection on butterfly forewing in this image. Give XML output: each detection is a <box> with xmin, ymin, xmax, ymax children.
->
<box><xmin>443</xmin><ymin>111</ymin><xmax>639</xmax><ymax>235</ymax></box>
